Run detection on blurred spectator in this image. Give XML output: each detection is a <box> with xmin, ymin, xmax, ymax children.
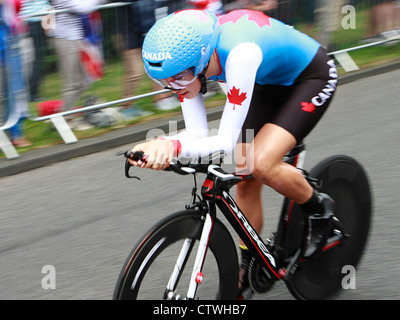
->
<box><xmin>115</xmin><ymin>0</ymin><xmax>155</xmax><ymax>118</ymax></box>
<box><xmin>152</xmin><ymin>0</ymin><xmax>184</xmax><ymax>111</ymax></box>
<box><xmin>244</xmin><ymin>0</ymin><xmax>278</xmax><ymax>14</ymax></box>
<box><xmin>293</xmin><ymin>0</ymin><xmax>316</xmax><ymax>32</ymax></box>
<box><xmin>48</xmin><ymin>0</ymin><xmax>106</xmax><ymax>131</ymax></box>
<box><xmin>80</xmin><ymin>10</ymin><xmax>104</xmax><ymax>82</ymax></box>
<box><xmin>396</xmin><ymin>1</ymin><xmax>400</xmax><ymax>29</ymax></box>
<box><xmin>313</xmin><ymin>0</ymin><xmax>346</xmax><ymax>49</ymax></box>
<box><xmin>187</xmin><ymin>0</ymin><xmax>225</xmax><ymax>15</ymax></box>
<box><xmin>115</xmin><ymin>0</ymin><xmax>183</xmax><ymax>115</ymax></box>
<box><xmin>19</xmin><ymin>0</ymin><xmax>49</xmax><ymax>102</ymax></box>
<box><xmin>242</xmin><ymin>1</ymin><xmax>295</xmax><ymax>24</ymax></box>
<box><xmin>0</xmin><ymin>0</ymin><xmax>7</xmax><ymax>126</ymax></box>
<box><xmin>0</xmin><ymin>7</ymin><xmax>4</xmax><ymax>125</ymax></box>
<box><xmin>366</xmin><ymin>1</ymin><xmax>400</xmax><ymax>40</ymax></box>
<box><xmin>0</xmin><ymin>0</ymin><xmax>32</xmax><ymax>147</ymax></box>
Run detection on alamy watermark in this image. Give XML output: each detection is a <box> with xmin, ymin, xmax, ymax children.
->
<box><xmin>145</xmin><ymin>121</ymin><xmax>255</xmax><ymax>167</ymax></box>
<box><xmin>342</xmin><ymin>5</ymin><xmax>357</xmax><ymax>30</ymax></box>
<box><xmin>40</xmin><ymin>4</ymin><xmax>358</xmax><ymax>32</ymax></box>
<box><xmin>40</xmin><ymin>264</ymin><xmax>356</xmax><ymax>291</ymax></box>
<box><xmin>41</xmin><ymin>265</ymin><xmax>56</xmax><ymax>290</ymax></box>
<box><xmin>341</xmin><ymin>265</ymin><xmax>356</xmax><ymax>290</ymax></box>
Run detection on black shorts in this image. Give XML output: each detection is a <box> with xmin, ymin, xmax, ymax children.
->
<box><xmin>241</xmin><ymin>46</ymin><xmax>337</xmax><ymax>143</ymax></box>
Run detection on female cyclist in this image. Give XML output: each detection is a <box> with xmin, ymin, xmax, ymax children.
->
<box><xmin>128</xmin><ymin>9</ymin><xmax>337</xmax><ymax>295</ymax></box>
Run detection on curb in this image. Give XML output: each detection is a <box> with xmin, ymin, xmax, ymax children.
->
<box><xmin>338</xmin><ymin>60</ymin><xmax>400</xmax><ymax>85</ymax></box>
<box><xmin>0</xmin><ymin>60</ymin><xmax>399</xmax><ymax>178</ymax></box>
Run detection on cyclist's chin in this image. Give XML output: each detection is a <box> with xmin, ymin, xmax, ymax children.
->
<box><xmin>178</xmin><ymin>80</ymin><xmax>201</xmax><ymax>100</ymax></box>
<box><xmin>178</xmin><ymin>90</ymin><xmax>198</xmax><ymax>100</ymax></box>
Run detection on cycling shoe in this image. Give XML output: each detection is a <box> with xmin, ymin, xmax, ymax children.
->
<box><xmin>303</xmin><ymin>193</ymin><xmax>334</xmax><ymax>258</ymax></box>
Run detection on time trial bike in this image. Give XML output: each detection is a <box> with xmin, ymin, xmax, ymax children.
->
<box><xmin>113</xmin><ymin>142</ymin><xmax>372</xmax><ymax>300</ymax></box>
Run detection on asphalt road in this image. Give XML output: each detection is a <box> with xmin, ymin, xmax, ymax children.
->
<box><xmin>0</xmin><ymin>70</ymin><xmax>399</xmax><ymax>300</ymax></box>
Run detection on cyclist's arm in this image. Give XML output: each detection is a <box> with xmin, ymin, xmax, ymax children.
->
<box><xmin>170</xmin><ymin>42</ymin><xmax>263</xmax><ymax>158</ymax></box>
<box><xmin>172</xmin><ymin>94</ymin><xmax>209</xmax><ymax>140</ymax></box>
<box><xmin>159</xmin><ymin>94</ymin><xmax>209</xmax><ymax>157</ymax></box>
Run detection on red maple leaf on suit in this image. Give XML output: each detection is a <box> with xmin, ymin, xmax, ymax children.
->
<box><xmin>301</xmin><ymin>102</ymin><xmax>316</xmax><ymax>113</ymax></box>
<box><xmin>228</xmin><ymin>86</ymin><xmax>247</xmax><ymax>110</ymax></box>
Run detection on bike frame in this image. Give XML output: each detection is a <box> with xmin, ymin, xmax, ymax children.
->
<box><xmin>178</xmin><ymin>147</ymin><xmax>307</xmax><ymax>298</ymax></box>
<box><xmin>118</xmin><ymin>144</ymin><xmax>359</xmax><ymax>300</ymax></box>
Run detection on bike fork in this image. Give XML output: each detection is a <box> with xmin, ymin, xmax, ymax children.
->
<box><xmin>187</xmin><ymin>213</ymin><xmax>213</xmax><ymax>299</ymax></box>
<box><xmin>165</xmin><ymin>213</ymin><xmax>213</xmax><ymax>300</ymax></box>
<box><xmin>165</xmin><ymin>238</ymin><xmax>195</xmax><ymax>299</ymax></box>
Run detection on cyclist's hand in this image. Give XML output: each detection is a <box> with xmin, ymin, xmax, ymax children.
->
<box><xmin>129</xmin><ymin>139</ymin><xmax>173</xmax><ymax>171</ymax></box>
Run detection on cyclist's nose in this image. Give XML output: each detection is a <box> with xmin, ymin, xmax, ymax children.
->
<box><xmin>164</xmin><ymin>77</ymin><xmax>175</xmax><ymax>84</ymax></box>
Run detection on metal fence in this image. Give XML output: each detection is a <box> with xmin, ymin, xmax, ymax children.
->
<box><xmin>0</xmin><ymin>0</ymin><xmax>399</xmax><ymax>159</ymax></box>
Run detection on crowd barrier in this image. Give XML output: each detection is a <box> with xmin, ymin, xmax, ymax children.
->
<box><xmin>0</xmin><ymin>1</ymin><xmax>399</xmax><ymax>159</ymax></box>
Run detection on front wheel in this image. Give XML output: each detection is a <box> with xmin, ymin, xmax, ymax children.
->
<box><xmin>285</xmin><ymin>155</ymin><xmax>372</xmax><ymax>300</ymax></box>
<box><xmin>113</xmin><ymin>210</ymin><xmax>239</xmax><ymax>300</ymax></box>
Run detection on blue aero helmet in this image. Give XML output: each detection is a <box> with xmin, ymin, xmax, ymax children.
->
<box><xmin>142</xmin><ymin>9</ymin><xmax>220</xmax><ymax>83</ymax></box>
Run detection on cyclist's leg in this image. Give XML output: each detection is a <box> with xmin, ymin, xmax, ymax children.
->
<box><xmin>235</xmin><ymin>144</ymin><xmax>263</xmax><ymax>296</ymax></box>
<box><xmin>265</xmin><ymin>50</ymin><xmax>338</xmax><ymax>257</ymax></box>
<box><xmin>248</xmin><ymin>123</ymin><xmax>335</xmax><ymax>258</ymax></box>
<box><xmin>234</xmin><ymin>84</ymin><xmax>300</xmax><ymax>295</ymax></box>
<box><xmin>241</xmin><ymin>47</ymin><xmax>338</xmax><ymax>257</ymax></box>
<box><xmin>235</xmin><ymin>87</ymin><xmax>277</xmax><ymax>296</ymax></box>
<box><xmin>247</xmin><ymin>123</ymin><xmax>313</xmax><ymax>203</ymax></box>
<box><xmin>235</xmin><ymin>142</ymin><xmax>264</xmax><ymax>244</ymax></box>
<box><xmin>235</xmin><ymin>82</ymin><xmax>284</xmax><ymax>237</ymax></box>
<box><xmin>234</xmin><ymin>85</ymin><xmax>274</xmax><ymax>294</ymax></box>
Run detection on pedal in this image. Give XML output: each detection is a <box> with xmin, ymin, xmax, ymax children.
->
<box><xmin>283</xmin><ymin>248</ymin><xmax>303</xmax><ymax>283</ymax></box>
<box><xmin>331</xmin><ymin>215</ymin><xmax>350</xmax><ymax>245</ymax></box>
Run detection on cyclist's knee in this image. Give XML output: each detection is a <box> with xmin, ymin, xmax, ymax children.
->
<box><xmin>236</xmin><ymin>178</ymin><xmax>262</xmax><ymax>199</ymax></box>
<box><xmin>250</xmin><ymin>152</ymin><xmax>281</xmax><ymax>186</ymax></box>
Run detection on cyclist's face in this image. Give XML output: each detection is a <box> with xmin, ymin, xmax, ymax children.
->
<box><xmin>154</xmin><ymin>67</ymin><xmax>201</xmax><ymax>99</ymax></box>
<box><xmin>169</xmin><ymin>77</ymin><xmax>201</xmax><ymax>100</ymax></box>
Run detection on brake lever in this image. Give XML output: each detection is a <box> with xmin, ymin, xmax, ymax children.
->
<box><xmin>116</xmin><ymin>150</ymin><xmax>143</xmax><ymax>180</ymax></box>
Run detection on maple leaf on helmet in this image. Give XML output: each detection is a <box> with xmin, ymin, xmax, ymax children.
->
<box><xmin>228</xmin><ymin>86</ymin><xmax>247</xmax><ymax>110</ymax></box>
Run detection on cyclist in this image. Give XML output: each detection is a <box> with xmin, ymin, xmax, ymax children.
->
<box><xmin>129</xmin><ymin>9</ymin><xmax>336</xmax><ymax>296</ymax></box>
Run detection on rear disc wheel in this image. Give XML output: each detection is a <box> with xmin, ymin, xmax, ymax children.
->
<box><xmin>285</xmin><ymin>155</ymin><xmax>372</xmax><ymax>300</ymax></box>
